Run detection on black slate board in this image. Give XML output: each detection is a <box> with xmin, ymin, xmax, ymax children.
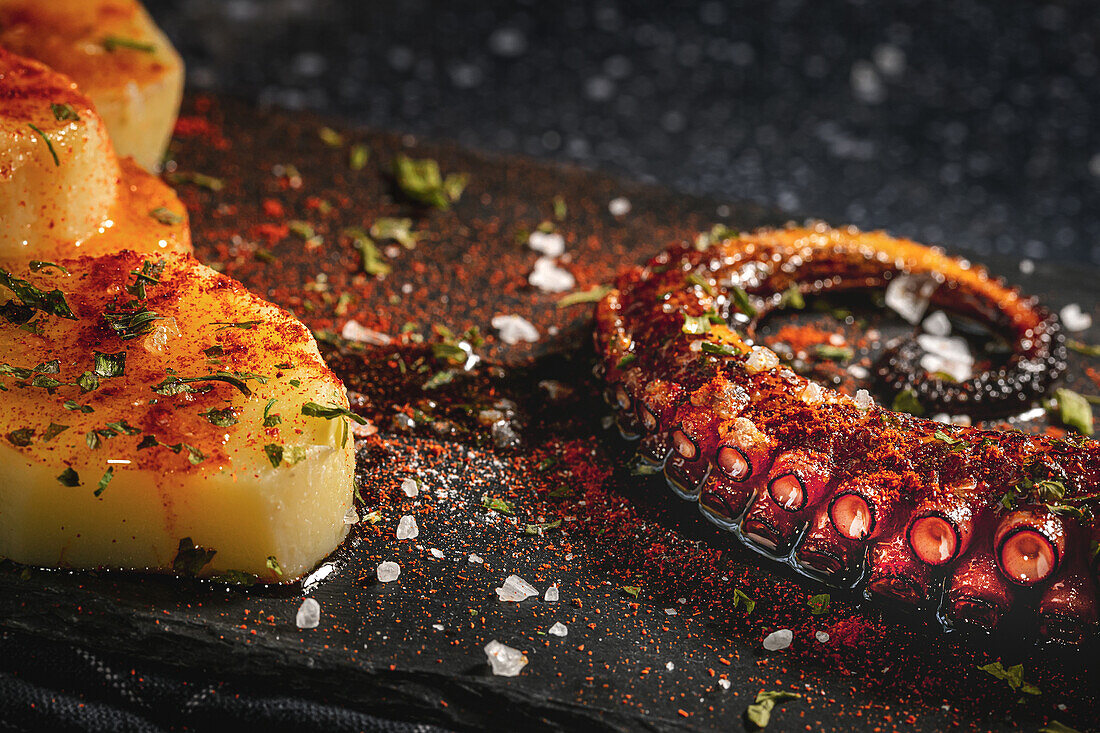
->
<box><xmin>2</xmin><ymin>96</ymin><xmax>1099</xmax><ymax>732</ymax></box>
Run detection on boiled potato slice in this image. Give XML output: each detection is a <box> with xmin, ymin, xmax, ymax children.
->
<box><xmin>0</xmin><ymin>49</ymin><xmax>189</xmax><ymax>262</ymax></box>
<box><xmin>0</xmin><ymin>0</ymin><xmax>184</xmax><ymax>171</ymax></box>
<box><xmin>0</xmin><ymin>252</ymin><xmax>357</xmax><ymax>581</ymax></box>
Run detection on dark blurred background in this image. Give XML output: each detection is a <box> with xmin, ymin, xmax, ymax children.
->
<box><xmin>145</xmin><ymin>0</ymin><xmax>1100</xmax><ymax>264</ymax></box>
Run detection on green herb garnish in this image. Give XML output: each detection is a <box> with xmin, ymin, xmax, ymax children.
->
<box><xmin>149</xmin><ymin>207</ymin><xmax>183</xmax><ymax>225</ymax></box>
<box><xmin>807</xmin><ymin>593</ymin><xmax>831</xmax><ymax>615</ymax></box>
<box><xmin>891</xmin><ymin>388</ymin><xmax>925</xmax><ymax>416</ymax></box>
<box><xmin>28</xmin><ymin>261</ymin><xmax>69</xmax><ymax>275</ymax></box>
<box><xmin>27</xmin><ymin>123</ymin><xmax>59</xmax><ymax>166</ymax></box>
<box><xmin>318</xmin><ymin>127</ymin><xmax>344</xmax><ymax>147</ymax></box>
<box><xmin>57</xmin><ymin>467</ymin><xmax>80</xmax><ymax>487</ymax></box>
<box><xmin>43</xmin><ymin>423</ymin><xmax>69</xmax><ymax>442</ymax></box>
<box><xmin>102</xmin><ymin>303</ymin><xmax>161</xmax><ymax>340</ymax></box>
<box><xmin>349</xmin><ymin>144</ymin><xmax>369</xmax><ymax>170</ymax></box>
<box><xmin>94</xmin><ymin>467</ymin><xmax>115</xmax><ymax>497</ymax></box>
<box><xmin>745</xmin><ymin>690</ymin><xmax>802</xmax><ymax>729</ymax></box>
<box><xmin>370</xmin><ymin>218</ymin><xmax>421</xmax><ymax>249</ymax></box>
<box><xmin>392</xmin><ymin>154</ymin><xmax>466</xmax><ymax>210</ymax></box>
<box><xmin>813</xmin><ymin>344</ymin><xmax>854</xmax><ymax>362</ymax></box>
<box><xmin>1049</xmin><ymin>388</ymin><xmax>1094</xmax><ymax>436</ymax></box>
<box><xmin>201</xmin><ymin>407</ymin><xmax>239</xmax><ymax>427</ymax></box>
<box><xmin>557</xmin><ymin>285</ymin><xmax>612</xmax><ymax>308</ymax></box>
<box><xmin>733</xmin><ymin>589</ymin><xmax>755</xmax><ymax>615</ymax></box>
<box><xmin>211</xmin><ymin>320</ymin><xmax>261</xmax><ymax>331</ymax></box>
<box><xmin>301</xmin><ymin>401</ymin><xmax>368</xmax><ymax>424</ymax></box>
<box><xmin>93</xmin><ymin>351</ymin><xmax>126</xmax><ymax>378</ymax></box>
<box><xmin>700</xmin><ymin>342</ymin><xmax>743</xmax><ymax>357</ymax></box>
<box><xmin>977</xmin><ymin>661</ymin><xmax>1040</xmax><ymax>695</ymax></box>
<box><xmin>262</xmin><ymin>398</ymin><xmax>281</xmax><ymax>427</ymax></box>
<box><xmin>729</xmin><ymin>284</ymin><xmax>757</xmax><ymax>317</ymax></box>
<box><xmin>172</xmin><ymin>537</ymin><xmax>216</xmax><ymax>575</ymax></box>
<box><xmin>51</xmin><ymin>103</ymin><xmax>80</xmax><ymax>122</ymax></box>
<box><xmin>102</xmin><ymin>35</ymin><xmax>156</xmax><ymax>53</ymax></box>
<box><xmin>0</xmin><ymin>268</ymin><xmax>75</xmax><ymax>320</ymax></box>
<box><xmin>481</xmin><ymin>494</ymin><xmax>515</xmax><ymax>515</ymax></box>
<box><xmin>344</xmin><ymin>227</ymin><xmax>391</xmax><ymax>277</ymax></box>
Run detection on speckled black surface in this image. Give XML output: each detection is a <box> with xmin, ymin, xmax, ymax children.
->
<box><xmin>2</xmin><ymin>100</ymin><xmax>1100</xmax><ymax>732</ymax></box>
<box><xmin>148</xmin><ymin>0</ymin><xmax>1100</xmax><ymax>264</ymax></box>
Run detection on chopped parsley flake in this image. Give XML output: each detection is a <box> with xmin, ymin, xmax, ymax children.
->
<box><xmin>349</xmin><ymin>144</ymin><xmax>370</xmax><ymax>170</ymax></box>
<box><xmin>344</xmin><ymin>227</ymin><xmax>391</xmax><ymax>277</ymax></box>
<box><xmin>102</xmin><ymin>303</ymin><xmax>161</xmax><ymax>340</ymax></box>
<box><xmin>200</xmin><ymin>407</ymin><xmax>239</xmax><ymax>427</ymax></box>
<box><xmin>27</xmin><ymin>123</ymin><xmax>59</xmax><ymax>166</ymax></box>
<box><xmin>557</xmin><ymin>285</ymin><xmax>611</xmax><ymax>308</ymax></box>
<box><xmin>172</xmin><ymin>537</ymin><xmax>216</xmax><ymax>575</ymax></box>
<box><xmin>102</xmin><ymin>35</ymin><xmax>156</xmax><ymax>53</ymax></box>
<box><xmin>57</xmin><ymin>467</ymin><xmax>80</xmax><ymax>487</ymax></box>
<box><xmin>0</xmin><ymin>268</ymin><xmax>76</xmax><ymax>320</ymax></box>
<box><xmin>149</xmin><ymin>207</ymin><xmax>183</xmax><ymax>225</ymax></box>
<box><xmin>93</xmin><ymin>351</ymin><xmax>126</xmax><ymax>378</ymax></box>
<box><xmin>50</xmin><ymin>103</ymin><xmax>80</xmax><ymax>122</ymax></box>
<box><xmin>211</xmin><ymin>320</ymin><xmax>261</xmax><ymax>331</ymax></box>
<box><xmin>262</xmin><ymin>398</ymin><xmax>282</xmax><ymax>427</ymax></box>
<box><xmin>301</xmin><ymin>402</ymin><xmax>368</xmax><ymax>424</ymax></box>
<box><xmin>370</xmin><ymin>218</ymin><xmax>422</xmax><ymax>249</ymax></box>
<box><xmin>94</xmin><ymin>467</ymin><xmax>115</xmax><ymax>497</ymax></box>
<box><xmin>28</xmin><ymin>261</ymin><xmax>69</xmax><ymax>275</ymax></box>
<box><xmin>392</xmin><ymin>154</ymin><xmax>466</xmax><ymax>210</ymax></box>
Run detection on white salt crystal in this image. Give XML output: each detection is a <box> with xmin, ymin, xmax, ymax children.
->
<box><xmin>932</xmin><ymin>413</ymin><xmax>951</xmax><ymax>424</ymax></box>
<box><xmin>528</xmin><ymin>230</ymin><xmax>565</xmax><ymax>257</ymax></box>
<box><xmin>340</xmin><ymin>319</ymin><xmax>392</xmax><ymax>345</ymax></box>
<box><xmin>885</xmin><ymin>274</ymin><xmax>934</xmax><ymax>324</ymax></box>
<box><xmin>468</xmin><ymin>553</ymin><xmax>484</xmax><ymax>564</ymax></box>
<box><xmin>484</xmin><ymin>640</ymin><xmax>528</xmax><ymax>677</ymax></box>
<box><xmin>296</xmin><ymin>598</ymin><xmax>320</xmax><ymax>629</ymax></box>
<box><xmin>544</xmin><ymin>584</ymin><xmax>559</xmax><ymax>602</ymax></box>
<box><xmin>763</xmin><ymin>629</ymin><xmax>793</xmax><ymax>651</ymax></box>
<box><xmin>343</xmin><ymin>506</ymin><xmax>360</xmax><ymax>525</ymax></box>
<box><xmin>548</xmin><ymin>622</ymin><xmax>568</xmax><ymax>637</ymax></box>
<box><xmin>400</xmin><ymin>478</ymin><xmax>419</xmax><ymax>497</ymax></box>
<box><xmin>665</xmin><ymin>661</ymin><xmax>676</xmax><ymax>671</ymax></box>
<box><xmin>492</xmin><ymin>314</ymin><xmax>540</xmax><ymax>344</ymax></box>
<box><xmin>847</xmin><ymin>364</ymin><xmax>869</xmax><ymax>379</ymax></box>
<box><xmin>918</xmin><ymin>334</ymin><xmax>974</xmax><ymax>381</ymax></box>
<box><xmin>718</xmin><ymin>678</ymin><xmax>731</xmax><ymax>690</ymax></box>
<box><xmin>854</xmin><ymin>389</ymin><xmax>874</xmax><ymax>411</ymax></box>
<box><xmin>376</xmin><ymin>560</ymin><xmax>401</xmax><ymax>583</ymax></box>
<box><xmin>430</xmin><ymin>548</ymin><xmax>444</xmax><ymax>559</ymax></box>
<box><xmin>664</xmin><ymin>608</ymin><xmax>677</xmax><ymax>616</ymax></box>
<box><xmin>815</xmin><ymin>631</ymin><xmax>830</xmax><ymax>643</ymax></box>
<box><xmin>608</xmin><ymin>196</ymin><xmax>632</xmax><ymax>216</ymax></box>
<box><xmin>396</xmin><ymin>515</ymin><xmax>419</xmax><ymax>540</ymax></box>
<box><xmin>922</xmin><ymin>310</ymin><xmax>951</xmax><ymax>337</ymax></box>
<box><xmin>799</xmin><ymin>381</ymin><xmax>824</xmax><ymax>406</ymax></box>
<box><xmin>529</xmin><ymin>257</ymin><xmax>576</xmax><ymax>293</ymax></box>
<box><xmin>432</xmin><ymin>623</ymin><xmax>444</xmax><ymax>631</ymax></box>
<box><xmin>744</xmin><ymin>345</ymin><xmax>779</xmax><ymax>374</ymax></box>
<box><xmin>495</xmin><ymin>574</ymin><xmax>538</xmax><ymax>602</ymax></box>
<box><xmin>1061</xmin><ymin>303</ymin><xmax>1093</xmax><ymax>332</ymax></box>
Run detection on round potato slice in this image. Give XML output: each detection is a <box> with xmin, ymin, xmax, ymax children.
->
<box><xmin>0</xmin><ymin>49</ymin><xmax>189</xmax><ymax>262</ymax></box>
<box><xmin>0</xmin><ymin>251</ymin><xmax>357</xmax><ymax>581</ymax></box>
<box><xmin>0</xmin><ymin>0</ymin><xmax>184</xmax><ymax>171</ymax></box>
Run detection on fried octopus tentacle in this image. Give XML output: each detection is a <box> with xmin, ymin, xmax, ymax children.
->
<box><xmin>595</xmin><ymin>224</ymin><xmax>1099</xmax><ymax>644</ymax></box>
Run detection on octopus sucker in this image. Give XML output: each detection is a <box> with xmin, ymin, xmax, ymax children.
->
<box><xmin>595</xmin><ymin>224</ymin><xmax>1099</xmax><ymax>645</ymax></box>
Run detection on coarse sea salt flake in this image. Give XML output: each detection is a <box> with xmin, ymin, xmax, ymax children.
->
<box><xmin>296</xmin><ymin>598</ymin><xmax>320</xmax><ymax>629</ymax></box>
<box><xmin>718</xmin><ymin>678</ymin><xmax>731</xmax><ymax>690</ymax></box>
<box><xmin>340</xmin><ymin>319</ymin><xmax>392</xmax><ymax>345</ymax></box>
<box><xmin>492</xmin><ymin>314</ymin><xmax>539</xmax><ymax>344</ymax></box>
<box><xmin>744</xmin><ymin>345</ymin><xmax>779</xmax><ymax>374</ymax></box>
<box><xmin>495</xmin><ymin>574</ymin><xmax>538</xmax><ymax>602</ymax></box>
<box><xmin>548</xmin><ymin>622</ymin><xmax>568</xmax><ymax>637</ymax></box>
<box><xmin>400</xmin><ymin>478</ymin><xmax>419</xmax><ymax>497</ymax></box>
<box><xmin>763</xmin><ymin>629</ymin><xmax>793</xmax><ymax>651</ymax></box>
<box><xmin>528</xmin><ymin>230</ymin><xmax>565</xmax><ymax>257</ymax></box>
<box><xmin>432</xmin><ymin>623</ymin><xmax>444</xmax><ymax>631</ymax></box>
<box><xmin>664</xmin><ymin>608</ymin><xmax>677</xmax><ymax>615</ymax></box>
<box><xmin>854</xmin><ymin>389</ymin><xmax>873</xmax><ymax>411</ymax></box>
<box><xmin>922</xmin><ymin>310</ymin><xmax>951</xmax><ymax>336</ymax></box>
<box><xmin>484</xmin><ymin>640</ymin><xmax>528</xmax><ymax>676</ymax></box>
<box><xmin>1061</xmin><ymin>303</ymin><xmax>1093</xmax><ymax>332</ymax></box>
<box><xmin>544</xmin><ymin>584</ymin><xmax>559</xmax><ymax>602</ymax></box>
<box><xmin>529</xmin><ymin>256</ymin><xmax>576</xmax><ymax>293</ymax></box>
<box><xmin>376</xmin><ymin>561</ymin><xmax>401</xmax><ymax>583</ymax></box>
<box><xmin>665</xmin><ymin>661</ymin><xmax>675</xmax><ymax>671</ymax></box>
<box><xmin>815</xmin><ymin>631</ymin><xmax>830</xmax><ymax>643</ymax></box>
<box><xmin>343</xmin><ymin>506</ymin><xmax>359</xmax><ymax>525</ymax></box>
<box><xmin>608</xmin><ymin>196</ymin><xmax>632</xmax><ymax>216</ymax></box>
<box><xmin>468</xmin><ymin>553</ymin><xmax>484</xmax><ymax>564</ymax></box>
<box><xmin>430</xmin><ymin>548</ymin><xmax>444</xmax><ymax>559</ymax></box>
<box><xmin>396</xmin><ymin>514</ymin><xmax>419</xmax><ymax>540</ymax></box>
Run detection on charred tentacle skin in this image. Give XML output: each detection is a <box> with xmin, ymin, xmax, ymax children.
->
<box><xmin>595</xmin><ymin>224</ymin><xmax>1100</xmax><ymax>645</ymax></box>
